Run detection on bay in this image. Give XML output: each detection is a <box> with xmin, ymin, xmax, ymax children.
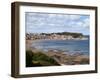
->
<box><xmin>31</xmin><ymin>40</ymin><xmax>89</xmax><ymax>55</ymax></box>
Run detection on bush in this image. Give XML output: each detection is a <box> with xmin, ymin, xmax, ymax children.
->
<box><xmin>26</xmin><ymin>50</ymin><xmax>34</xmax><ymax>67</ymax></box>
<box><xmin>26</xmin><ymin>50</ymin><xmax>60</xmax><ymax>67</ymax></box>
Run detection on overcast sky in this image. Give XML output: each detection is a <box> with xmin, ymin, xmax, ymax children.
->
<box><xmin>25</xmin><ymin>12</ymin><xmax>90</xmax><ymax>35</ymax></box>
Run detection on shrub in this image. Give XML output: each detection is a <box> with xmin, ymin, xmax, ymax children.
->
<box><xmin>26</xmin><ymin>50</ymin><xmax>60</xmax><ymax>67</ymax></box>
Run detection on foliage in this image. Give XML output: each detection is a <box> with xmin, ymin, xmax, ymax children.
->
<box><xmin>26</xmin><ymin>50</ymin><xmax>60</xmax><ymax>67</ymax></box>
<box><xmin>26</xmin><ymin>50</ymin><xmax>34</xmax><ymax>67</ymax></box>
<box><xmin>41</xmin><ymin>32</ymin><xmax>83</xmax><ymax>38</ymax></box>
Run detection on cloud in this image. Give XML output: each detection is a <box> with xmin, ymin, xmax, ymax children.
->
<box><xmin>26</xmin><ymin>12</ymin><xmax>90</xmax><ymax>35</ymax></box>
<box><xmin>69</xmin><ymin>15</ymin><xmax>81</xmax><ymax>20</ymax></box>
<box><xmin>82</xmin><ymin>18</ymin><xmax>90</xmax><ymax>28</ymax></box>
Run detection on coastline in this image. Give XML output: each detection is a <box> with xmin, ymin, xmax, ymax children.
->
<box><xmin>26</xmin><ymin>40</ymin><xmax>89</xmax><ymax>65</ymax></box>
<box><xmin>26</xmin><ymin>39</ymin><xmax>89</xmax><ymax>44</ymax></box>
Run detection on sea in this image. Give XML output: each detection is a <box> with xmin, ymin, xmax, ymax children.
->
<box><xmin>31</xmin><ymin>40</ymin><xmax>89</xmax><ymax>55</ymax></box>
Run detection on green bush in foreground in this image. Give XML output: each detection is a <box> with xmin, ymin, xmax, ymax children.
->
<box><xmin>26</xmin><ymin>50</ymin><xmax>60</xmax><ymax>67</ymax></box>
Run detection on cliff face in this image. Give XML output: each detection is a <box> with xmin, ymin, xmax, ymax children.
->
<box><xmin>26</xmin><ymin>32</ymin><xmax>89</xmax><ymax>40</ymax></box>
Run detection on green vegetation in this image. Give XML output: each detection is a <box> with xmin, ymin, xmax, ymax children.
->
<box><xmin>26</xmin><ymin>50</ymin><xmax>60</xmax><ymax>67</ymax></box>
<box><xmin>41</xmin><ymin>32</ymin><xmax>83</xmax><ymax>38</ymax></box>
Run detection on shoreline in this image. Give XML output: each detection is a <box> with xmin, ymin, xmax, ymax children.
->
<box><xmin>26</xmin><ymin>48</ymin><xmax>89</xmax><ymax>65</ymax></box>
<box><xmin>26</xmin><ymin>38</ymin><xmax>89</xmax><ymax>42</ymax></box>
<box><xmin>26</xmin><ymin>39</ymin><xmax>89</xmax><ymax>55</ymax></box>
<box><xmin>26</xmin><ymin>40</ymin><xmax>89</xmax><ymax>65</ymax></box>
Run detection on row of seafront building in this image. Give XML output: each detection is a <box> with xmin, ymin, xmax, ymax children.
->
<box><xmin>26</xmin><ymin>33</ymin><xmax>88</xmax><ymax>40</ymax></box>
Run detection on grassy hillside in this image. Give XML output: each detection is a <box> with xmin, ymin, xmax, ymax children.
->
<box><xmin>26</xmin><ymin>50</ymin><xmax>60</xmax><ymax>67</ymax></box>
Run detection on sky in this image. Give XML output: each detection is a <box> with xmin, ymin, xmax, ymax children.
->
<box><xmin>25</xmin><ymin>12</ymin><xmax>90</xmax><ymax>35</ymax></box>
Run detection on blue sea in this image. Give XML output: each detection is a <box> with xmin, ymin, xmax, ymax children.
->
<box><xmin>32</xmin><ymin>40</ymin><xmax>89</xmax><ymax>55</ymax></box>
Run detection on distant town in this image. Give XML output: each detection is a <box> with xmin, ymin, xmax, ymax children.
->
<box><xmin>26</xmin><ymin>32</ymin><xmax>89</xmax><ymax>40</ymax></box>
